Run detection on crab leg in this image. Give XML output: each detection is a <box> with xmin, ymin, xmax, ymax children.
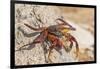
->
<box><xmin>18</xmin><ymin>26</ymin><xmax>40</xmax><ymax>37</ymax></box>
<box><xmin>18</xmin><ymin>30</ymin><xmax>48</xmax><ymax>51</ymax></box>
<box><xmin>24</xmin><ymin>23</ymin><xmax>45</xmax><ymax>31</ymax></box>
<box><xmin>47</xmin><ymin>35</ymin><xmax>59</xmax><ymax>62</ymax></box>
<box><xmin>17</xmin><ymin>37</ymin><xmax>43</xmax><ymax>51</ymax></box>
<box><xmin>48</xmin><ymin>45</ymin><xmax>55</xmax><ymax>63</ymax></box>
<box><xmin>69</xmin><ymin>34</ymin><xmax>79</xmax><ymax>57</ymax></box>
<box><xmin>47</xmin><ymin>34</ymin><xmax>64</xmax><ymax>62</ymax></box>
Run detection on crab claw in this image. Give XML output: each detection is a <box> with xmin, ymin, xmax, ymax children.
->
<box><xmin>61</xmin><ymin>32</ymin><xmax>79</xmax><ymax>57</ymax></box>
<box><xmin>56</xmin><ymin>18</ymin><xmax>76</xmax><ymax>31</ymax></box>
<box><xmin>64</xmin><ymin>40</ymin><xmax>73</xmax><ymax>52</ymax></box>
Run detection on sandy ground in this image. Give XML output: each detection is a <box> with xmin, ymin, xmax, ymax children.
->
<box><xmin>15</xmin><ymin>4</ymin><xmax>95</xmax><ymax>65</ymax></box>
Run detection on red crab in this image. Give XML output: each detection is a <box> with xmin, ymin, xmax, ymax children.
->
<box><xmin>18</xmin><ymin>18</ymin><xmax>79</xmax><ymax>62</ymax></box>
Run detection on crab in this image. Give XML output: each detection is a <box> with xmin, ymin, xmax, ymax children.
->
<box><xmin>17</xmin><ymin>18</ymin><xmax>79</xmax><ymax>63</ymax></box>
